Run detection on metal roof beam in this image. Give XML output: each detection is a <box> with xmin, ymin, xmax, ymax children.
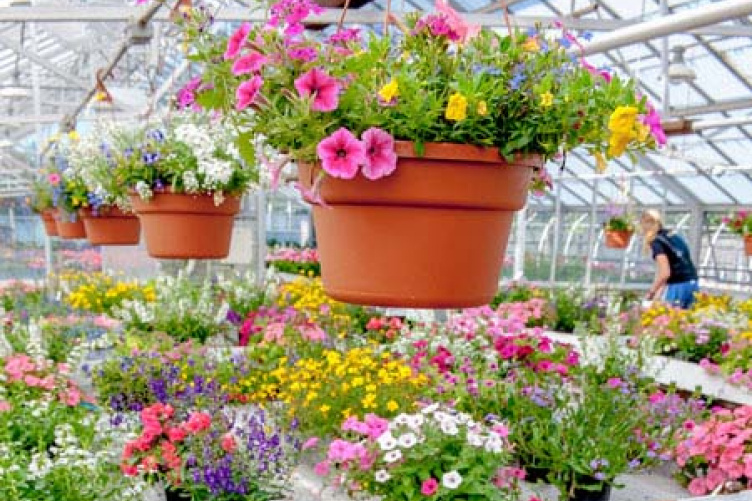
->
<box><xmin>0</xmin><ymin>33</ymin><xmax>88</xmax><ymax>91</ymax></box>
<box><xmin>1</xmin><ymin>6</ymin><xmax>752</xmax><ymax>37</ymax></box>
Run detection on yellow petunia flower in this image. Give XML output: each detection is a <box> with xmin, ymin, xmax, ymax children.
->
<box><xmin>445</xmin><ymin>93</ymin><xmax>468</xmax><ymax>121</ymax></box>
<box><xmin>540</xmin><ymin>92</ymin><xmax>554</xmax><ymax>108</ymax></box>
<box><xmin>608</xmin><ymin>106</ymin><xmax>638</xmax><ymax>135</ymax></box>
<box><xmin>636</xmin><ymin>122</ymin><xmax>651</xmax><ymax>142</ymax></box>
<box><xmin>378</xmin><ymin>79</ymin><xmax>399</xmax><ymax>103</ymax></box>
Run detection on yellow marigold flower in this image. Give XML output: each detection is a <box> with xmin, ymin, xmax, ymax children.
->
<box><xmin>445</xmin><ymin>93</ymin><xmax>468</xmax><ymax>121</ymax></box>
<box><xmin>539</xmin><ymin>92</ymin><xmax>554</xmax><ymax>108</ymax></box>
<box><xmin>608</xmin><ymin>106</ymin><xmax>638</xmax><ymax>135</ymax></box>
<box><xmin>319</xmin><ymin>404</ymin><xmax>331</xmax><ymax>414</ymax></box>
<box><xmin>387</xmin><ymin>400</ymin><xmax>399</xmax><ymax>412</ymax></box>
<box><xmin>362</xmin><ymin>393</ymin><xmax>376</xmax><ymax>409</ymax></box>
<box><xmin>477</xmin><ymin>100</ymin><xmax>488</xmax><ymax>116</ymax></box>
<box><xmin>522</xmin><ymin>37</ymin><xmax>540</xmax><ymax>52</ymax></box>
<box><xmin>594</xmin><ymin>151</ymin><xmax>607</xmax><ymax>173</ymax></box>
<box><xmin>378</xmin><ymin>79</ymin><xmax>399</xmax><ymax>103</ymax></box>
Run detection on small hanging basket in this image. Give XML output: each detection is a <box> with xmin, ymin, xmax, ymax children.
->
<box><xmin>130</xmin><ymin>192</ymin><xmax>240</xmax><ymax>259</ymax></box>
<box><xmin>54</xmin><ymin>210</ymin><xmax>87</xmax><ymax>240</ymax></box>
<box><xmin>80</xmin><ymin>206</ymin><xmax>141</xmax><ymax>246</ymax></box>
<box><xmin>40</xmin><ymin>209</ymin><xmax>59</xmax><ymax>237</ymax></box>
<box><xmin>604</xmin><ymin>230</ymin><xmax>633</xmax><ymax>249</ymax></box>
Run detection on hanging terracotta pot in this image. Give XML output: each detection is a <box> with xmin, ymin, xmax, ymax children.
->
<box><xmin>54</xmin><ymin>210</ymin><xmax>87</xmax><ymax>239</ymax></box>
<box><xmin>604</xmin><ymin>230</ymin><xmax>633</xmax><ymax>249</ymax></box>
<box><xmin>80</xmin><ymin>206</ymin><xmax>141</xmax><ymax>246</ymax></box>
<box><xmin>298</xmin><ymin>141</ymin><xmax>538</xmax><ymax>308</ymax></box>
<box><xmin>745</xmin><ymin>235</ymin><xmax>752</xmax><ymax>257</ymax></box>
<box><xmin>130</xmin><ymin>192</ymin><xmax>240</xmax><ymax>259</ymax></box>
<box><xmin>39</xmin><ymin>209</ymin><xmax>58</xmax><ymax>237</ymax></box>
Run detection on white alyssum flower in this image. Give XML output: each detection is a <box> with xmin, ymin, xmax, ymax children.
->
<box><xmin>442</xmin><ymin>471</ymin><xmax>463</xmax><ymax>489</ymax></box>
<box><xmin>374</xmin><ymin>470</ymin><xmax>391</xmax><ymax>483</ymax></box>
<box><xmin>384</xmin><ymin>450</ymin><xmax>403</xmax><ymax>464</ymax></box>
<box><xmin>397</xmin><ymin>432</ymin><xmax>418</xmax><ymax>449</ymax></box>
<box><xmin>377</xmin><ymin>432</ymin><xmax>398</xmax><ymax>451</ymax></box>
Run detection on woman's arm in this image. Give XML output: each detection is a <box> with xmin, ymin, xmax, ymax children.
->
<box><xmin>646</xmin><ymin>254</ymin><xmax>671</xmax><ymax>300</ymax></box>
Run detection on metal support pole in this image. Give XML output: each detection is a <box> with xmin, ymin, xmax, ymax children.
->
<box><xmin>8</xmin><ymin>207</ymin><xmax>15</xmax><ymax>245</ymax></box>
<box><xmin>512</xmin><ymin>207</ymin><xmax>527</xmax><ymax>281</ymax></box>
<box><xmin>584</xmin><ymin>178</ymin><xmax>599</xmax><ymax>287</ymax></box>
<box><xmin>689</xmin><ymin>208</ymin><xmax>704</xmax><ymax>264</ymax></box>
<box><xmin>660</xmin><ymin>0</ymin><xmax>671</xmax><ymax>116</ymax></box>
<box><xmin>255</xmin><ymin>190</ymin><xmax>267</xmax><ymax>287</ymax></box>
<box><xmin>549</xmin><ymin>181</ymin><xmax>562</xmax><ymax>286</ymax></box>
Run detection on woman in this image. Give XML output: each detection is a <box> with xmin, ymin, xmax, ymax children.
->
<box><xmin>641</xmin><ymin>209</ymin><xmax>699</xmax><ymax>309</ymax></box>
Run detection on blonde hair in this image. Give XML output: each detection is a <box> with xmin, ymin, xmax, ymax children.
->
<box><xmin>641</xmin><ymin>209</ymin><xmax>663</xmax><ymax>255</ymax></box>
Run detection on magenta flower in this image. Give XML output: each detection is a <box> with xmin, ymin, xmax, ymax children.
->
<box><xmin>316</xmin><ymin>128</ymin><xmax>365</xmax><ymax>179</ymax></box>
<box><xmin>231</xmin><ymin>52</ymin><xmax>268</xmax><ymax>76</ymax></box>
<box><xmin>294</xmin><ymin>68</ymin><xmax>340</xmax><ymax>112</ymax></box>
<box><xmin>235</xmin><ymin>76</ymin><xmax>263</xmax><ymax>111</ymax></box>
<box><xmin>421</xmin><ymin>478</ymin><xmax>439</xmax><ymax>496</ymax></box>
<box><xmin>643</xmin><ymin>105</ymin><xmax>667</xmax><ymax>146</ymax></box>
<box><xmin>287</xmin><ymin>46</ymin><xmax>318</xmax><ymax>62</ymax></box>
<box><xmin>361</xmin><ymin>127</ymin><xmax>397</xmax><ymax>180</ymax></box>
<box><xmin>224</xmin><ymin>22</ymin><xmax>251</xmax><ymax>60</ymax></box>
<box><xmin>435</xmin><ymin>0</ymin><xmax>480</xmax><ymax>42</ymax></box>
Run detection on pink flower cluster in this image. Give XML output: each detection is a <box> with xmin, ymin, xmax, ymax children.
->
<box><xmin>316</xmin><ymin>127</ymin><xmax>397</xmax><ymax>181</ymax></box>
<box><xmin>238</xmin><ymin>306</ymin><xmax>327</xmax><ymax>346</ymax></box>
<box><xmin>3</xmin><ymin>354</ymin><xmax>83</xmax><ymax>407</ymax></box>
<box><xmin>266</xmin><ymin>248</ymin><xmax>319</xmax><ymax>264</ymax></box>
<box><xmin>121</xmin><ymin>403</ymin><xmax>212</xmax><ymax>481</ymax></box>
<box><xmin>365</xmin><ymin>316</ymin><xmax>404</xmax><ymax>340</ymax></box>
<box><xmin>674</xmin><ymin>405</ymin><xmax>752</xmax><ymax>495</ymax></box>
<box><xmin>313</xmin><ymin>414</ymin><xmax>389</xmax><ymax>477</ymax></box>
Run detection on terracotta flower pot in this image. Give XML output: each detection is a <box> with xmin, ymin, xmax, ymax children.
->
<box><xmin>54</xmin><ymin>210</ymin><xmax>87</xmax><ymax>239</ymax></box>
<box><xmin>80</xmin><ymin>206</ymin><xmax>141</xmax><ymax>246</ymax></box>
<box><xmin>299</xmin><ymin>141</ymin><xmax>538</xmax><ymax>308</ymax></box>
<box><xmin>604</xmin><ymin>230</ymin><xmax>633</xmax><ymax>249</ymax></box>
<box><xmin>130</xmin><ymin>192</ymin><xmax>240</xmax><ymax>259</ymax></box>
<box><xmin>40</xmin><ymin>209</ymin><xmax>58</xmax><ymax>237</ymax></box>
<box><xmin>745</xmin><ymin>235</ymin><xmax>752</xmax><ymax>257</ymax></box>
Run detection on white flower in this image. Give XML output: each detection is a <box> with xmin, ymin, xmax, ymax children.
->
<box><xmin>421</xmin><ymin>403</ymin><xmax>440</xmax><ymax>415</ymax></box>
<box><xmin>377</xmin><ymin>432</ymin><xmax>397</xmax><ymax>451</ymax></box>
<box><xmin>440</xmin><ymin>420</ymin><xmax>459</xmax><ymax>436</ymax></box>
<box><xmin>384</xmin><ymin>450</ymin><xmax>403</xmax><ymax>464</ymax></box>
<box><xmin>466</xmin><ymin>432</ymin><xmax>484</xmax><ymax>447</ymax></box>
<box><xmin>397</xmin><ymin>433</ymin><xmax>418</xmax><ymax>449</ymax></box>
<box><xmin>442</xmin><ymin>471</ymin><xmax>462</xmax><ymax>489</ymax></box>
<box><xmin>407</xmin><ymin>414</ymin><xmax>425</xmax><ymax>430</ymax></box>
<box><xmin>374</xmin><ymin>469</ymin><xmax>391</xmax><ymax>483</ymax></box>
<box><xmin>485</xmin><ymin>435</ymin><xmax>504</xmax><ymax>453</ymax></box>
<box><xmin>394</xmin><ymin>413</ymin><xmax>410</xmax><ymax>426</ymax></box>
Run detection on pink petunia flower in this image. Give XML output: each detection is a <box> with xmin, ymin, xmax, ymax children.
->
<box><xmin>235</xmin><ymin>76</ymin><xmax>264</xmax><ymax>111</ymax></box>
<box><xmin>224</xmin><ymin>22</ymin><xmax>251</xmax><ymax>60</ymax></box>
<box><xmin>421</xmin><ymin>478</ymin><xmax>439</xmax><ymax>496</ymax></box>
<box><xmin>642</xmin><ymin>105</ymin><xmax>667</xmax><ymax>146</ymax></box>
<box><xmin>294</xmin><ymin>68</ymin><xmax>340</xmax><ymax>112</ymax></box>
<box><xmin>361</xmin><ymin>127</ymin><xmax>397</xmax><ymax>180</ymax></box>
<box><xmin>313</xmin><ymin>460</ymin><xmax>330</xmax><ymax>476</ymax></box>
<box><xmin>48</xmin><ymin>173</ymin><xmax>61</xmax><ymax>186</ymax></box>
<box><xmin>302</xmin><ymin>437</ymin><xmax>319</xmax><ymax>451</ymax></box>
<box><xmin>0</xmin><ymin>401</ymin><xmax>11</xmax><ymax>413</ymax></box>
<box><xmin>435</xmin><ymin>0</ymin><xmax>480</xmax><ymax>42</ymax></box>
<box><xmin>232</xmin><ymin>52</ymin><xmax>268</xmax><ymax>76</ymax></box>
<box><xmin>316</xmin><ymin>128</ymin><xmax>366</xmax><ymax>179</ymax></box>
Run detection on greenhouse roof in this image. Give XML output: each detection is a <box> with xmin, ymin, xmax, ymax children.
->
<box><xmin>1</xmin><ymin>0</ymin><xmax>752</xmax><ymax>208</ymax></box>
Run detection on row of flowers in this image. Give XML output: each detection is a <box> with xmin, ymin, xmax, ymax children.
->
<box><xmin>5</xmin><ymin>269</ymin><xmax>752</xmax><ymax>498</ymax></box>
